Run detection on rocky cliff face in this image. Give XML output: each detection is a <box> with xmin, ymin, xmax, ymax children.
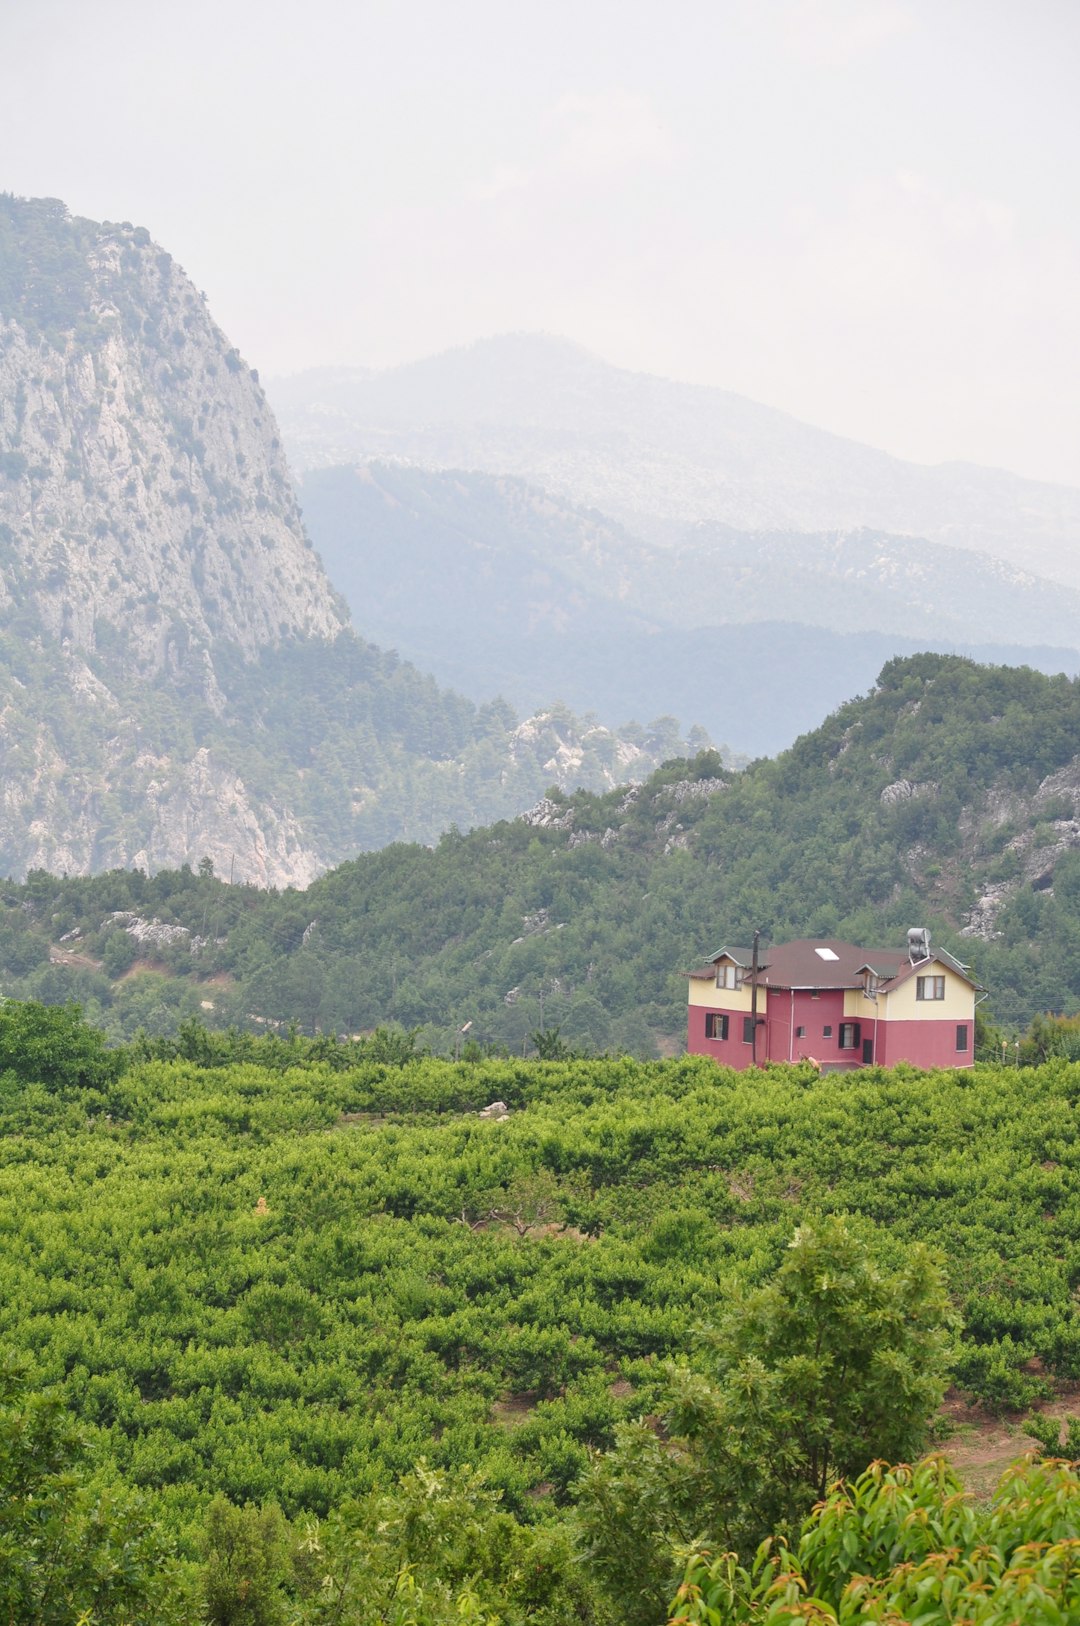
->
<box><xmin>0</xmin><ymin>200</ymin><xmax>701</xmax><ymax>887</ymax></box>
<box><xmin>0</xmin><ymin>196</ymin><xmax>345</xmax><ymax>675</ymax></box>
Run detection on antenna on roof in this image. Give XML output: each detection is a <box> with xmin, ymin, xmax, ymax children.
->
<box><xmin>907</xmin><ymin>926</ymin><xmax>931</xmax><ymax>965</ymax></box>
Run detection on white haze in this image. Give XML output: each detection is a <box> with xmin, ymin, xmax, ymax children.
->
<box><xmin>2</xmin><ymin>0</ymin><xmax>1078</xmax><ymax>487</ymax></box>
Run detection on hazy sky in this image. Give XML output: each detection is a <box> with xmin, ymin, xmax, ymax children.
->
<box><xmin>4</xmin><ymin>0</ymin><xmax>1079</xmax><ymax>485</ymax></box>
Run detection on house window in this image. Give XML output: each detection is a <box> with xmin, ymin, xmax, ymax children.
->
<box><xmin>823</xmin><ymin>1025</ymin><xmax>833</xmax><ymax>1038</ymax></box>
<box><xmin>705</xmin><ymin>1012</ymin><xmax>729</xmax><ymax>1041</ymax></box>
<box><xmin>795</xmin><ymin>1025</ymin><xmax>806</xmax><ymax>1038</ymax></box>
<box><xmin>715</xmin><ymin>963</ymin><xmax>743</xmax><ymax>990</ymax></box>
<box><xmin>956</xmin><ymin>1024</ymin><xmax>969</xmax><ymax>1051</ymax></box>
<box><xmin>839</xmin><ymin>1022</ymin><xmax>861</xmax><ymax>1050</ymax></box>
<box><xmin>863</xmin><ymin>972</ymin><xmax>878</xmax><ymax>996</ymax></box>
<box><xmin>742</xmin><ymin>1016</ymin><xmax>755</xmax><ymax>1044</ymax></box>
<box><xmin>916</xmin><ymin>975</ymin><xmax>946</xmax><ymax>1001</ymax></box>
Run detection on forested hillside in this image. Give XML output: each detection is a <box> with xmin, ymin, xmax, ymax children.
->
<box><xmin>3</xmin><ymin>653</ymin><xmax>1080</xmax><ymax>1044</ymax></box>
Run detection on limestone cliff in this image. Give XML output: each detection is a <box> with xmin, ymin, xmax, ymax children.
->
<box><xmin>0</xmin><ymin>198</ymin><xmax>698</xmax><ymax>885</ymax></box>
<box><xmin>0</xmin><ymin>195</ymin><xmax>345</xmax><ymax>673</ymax></box>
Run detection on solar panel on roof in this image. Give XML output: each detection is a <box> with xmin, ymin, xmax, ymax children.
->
<box><xmin>814</xmin><ymin>947</ymin><xmax>840</xmax><ymax>960</ymax></box>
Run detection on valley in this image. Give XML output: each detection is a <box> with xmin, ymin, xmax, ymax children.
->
<box><xmin>298</xmin><ymin>461</ymin><xmax>1080</xmax><ymax>757</ymax></box>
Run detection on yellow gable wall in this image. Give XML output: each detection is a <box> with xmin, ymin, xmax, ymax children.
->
<box><xmin>843</xmin><ymin>986</ymin><xmax>884</xmax><ymax>1019</ymax></box>
<box><xmin>687</xmin><ymin>974</ymin><xmax>756</xmax><ymax>1013</ymax></box>
<box><xmin>843</xmin><ymin>963</ymin><xmax>974</xmax><ymax>1022</ymax></box>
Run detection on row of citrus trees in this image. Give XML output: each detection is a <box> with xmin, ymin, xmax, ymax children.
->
<box><xmin>5</xmin><ymin>1004</ymin><xmax>1080</xmax><ymax>1617</ymax></box>
<box><xmin>6</xmin><ymin>1228</ymin><xmax>1080</xmax><ymax>1624</ymax></box>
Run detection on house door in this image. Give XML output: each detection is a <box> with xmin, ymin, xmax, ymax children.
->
<box><xmin>862</xmin><ymin>1037</ymin><xmax>874</xmax><ymax>1064</ymax></box>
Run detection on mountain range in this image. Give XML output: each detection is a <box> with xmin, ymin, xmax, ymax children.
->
<box><xmin>298</xmin><ymin>462</ymin><xmax>1080</xmax><ymax>757</ymax></box>
<box><xmin>270</xmin><ymin>333</ymin><xmax>1080</xmax><ymax>584</ymax></box>
<box><xmin>0</xmin><ymin>198</ymin><xmax>700</xmax><ymax>883</ymax></box>
<box><xmin>5</xmin><ymin>193</ymin><xmax>1080</xmax><ymax>888</ymax></box>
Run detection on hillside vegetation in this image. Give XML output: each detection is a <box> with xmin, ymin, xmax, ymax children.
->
<box><xmin>2</xmin><ymin>654</ymin><xmax>1080</xmax><ymax>1044</ymax></box>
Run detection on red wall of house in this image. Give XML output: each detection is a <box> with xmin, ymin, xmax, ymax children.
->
<box><xmin>686</xmin><ymin>1001</ymin><xmax>758</xmax><ymax>1065</ymax></box>
<box><xmin>688</xmin><ymin>990</ymin><xmax>857</xmax><ymax>1068</ymax></box>
<box><xmin>766</xmin><ymin>989</ymin><xmax>850</xmax><ymax>1064</ymax></box>
<box><xmin>876</xmin><ymin>1018</ymin><xmax>972</xmax><ymax>1069</ymax></box>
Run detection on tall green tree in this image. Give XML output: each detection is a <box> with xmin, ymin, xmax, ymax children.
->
<box><xmin>577</xmin><ymin>1219</ymin><xmax>956</xmax><ymax>1626</ymax></box>
<box><xmin>0</xmin><ymin>999</ymin><xmax>120</xmax><ymax>1089</ymax></box>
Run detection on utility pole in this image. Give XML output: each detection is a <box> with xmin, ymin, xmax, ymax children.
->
<box><xmin>750</xmin><ymin>927</ymin><xmax>760</xmax><ymax>1066</ymax></box>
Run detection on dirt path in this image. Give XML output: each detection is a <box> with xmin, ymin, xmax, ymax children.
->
<box><xmin>935</xmin><ymin>1386</ymin><xmax>1080</xmax><ymax>1498</ymax></box>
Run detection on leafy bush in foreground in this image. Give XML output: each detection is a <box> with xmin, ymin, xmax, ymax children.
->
<box><xmin>671</xmin><ymin>1455</ymin><xmax>1080</xmax><ymax>1625</ymax></box>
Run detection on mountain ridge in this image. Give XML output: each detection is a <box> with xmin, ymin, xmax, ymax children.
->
<box><xmin>3</xmin><ymin>653</ymin><xmax>1079</xmax><ymax>1047</ymax></box>
<box><xmin>271</xmin><ymin>333</ymin><xmax>1080</xmax><ymax>586</ymax></box>
<box><xmin>298</xmin><ymin>462</ymin><xmax>1080</xmax><ymax>755</ymax></box>
<box><xmin>0</xmin><ymin>201</ymin><xmax>704</xmax><ymax>883</ymax></box>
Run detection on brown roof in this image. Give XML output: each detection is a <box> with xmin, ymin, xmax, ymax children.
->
<box><xmin>755</xmin><ymin>939</ymin><xmax>895</xmax><ymax>989</ymax></box>
<box><xmin>754</xmin><ymin>938</ymin><xmax>974</xmax><ymax>991</ymax></box>
<box><xmin>689</xmin><ymin>938</ymin><xmax>977</xmax><ymax>992</ymax></box>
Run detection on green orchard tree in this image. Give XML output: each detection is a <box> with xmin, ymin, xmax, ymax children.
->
<box><xmin>0</xmin><ymin>1356</ymin><xmax>187</xmax><ymax>1625</ymax></box>
<box><xmin>578</xmin><ymin>1218</ymin><xmax>956</xmax><ymax>1626</ymax></box>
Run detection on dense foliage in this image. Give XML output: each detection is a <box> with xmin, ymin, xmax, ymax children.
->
<box><xmin>3</xmin><ymin>1031</ymin><xmax>1080</xmax><ymax>1524</ymax></box>
<box><xmin>3</xmin><ymin>1007</ymin><xmax>1080</xmax><ymax>1617</ymax></box>
<box><xmin>578</xmin><ymin>1218</ymin><xmax>954</xmax><ymax>1623</ymax></box>
<box><xmin>671</xmin><ymin>1456</ymin><xmax>1080</xmax><ymax>1625</ymax></box>
<box><xmin>3</xmin><ymin>655</ymin><xmax>1080</xmax><ymax>1043</ymax></box>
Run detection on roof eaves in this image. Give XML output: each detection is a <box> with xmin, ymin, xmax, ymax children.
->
<box><xmin>707</xmin><ymin>945</ymin><xmax>763</xmax><ymax>968</ymax></box>
<box><xmin>765</xmin><ymin>979</ymin><xmax>862</xmax><ymax>991</ymax></box>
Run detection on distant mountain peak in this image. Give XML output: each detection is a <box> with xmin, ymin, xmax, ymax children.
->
<box><xmin>271</xmin><ymin>331</ymin><xmax>1080</xmax><ymax>583</ymax></box>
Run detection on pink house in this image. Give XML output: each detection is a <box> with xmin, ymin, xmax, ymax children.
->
<box><xmin>686</xmin><ymin>932</ymin><xmax>979</xmax><ymax>1070</ymax></box>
